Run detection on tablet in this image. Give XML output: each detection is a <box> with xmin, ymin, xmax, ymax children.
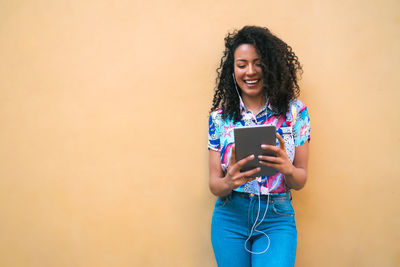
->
<box><xmin>234</xmin><ymin>125</ymin><xmax>277</xmax><ymax>177</ymax></box>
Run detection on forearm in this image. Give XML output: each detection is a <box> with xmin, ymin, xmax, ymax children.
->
<box><xmin>284</xmin><ymin>166</ymin><xmax>307</xmax><ymax>190</ymax></box>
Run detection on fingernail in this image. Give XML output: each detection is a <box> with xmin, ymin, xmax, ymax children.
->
<box><xmin>250</xmin><ymin>154</ymin><xmax>255</xmax><ymax>159</ymax></box>
<box><xmin>258</xmin><ymin>155</ymin><xmax>262</xmax><ymax>159</ymax></box>
<box><xmin>261</xmin><ymin>144</ymin><xmax>267</xmax><ymax>148</ymax></box>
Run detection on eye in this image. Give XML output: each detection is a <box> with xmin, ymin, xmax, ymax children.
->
<box><xmin>237</xmin><ymin>65</ymin><xmax>246</xmax><ymax>69</ymax></box>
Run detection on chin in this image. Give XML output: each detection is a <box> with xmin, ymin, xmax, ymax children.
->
<box><xmin>241</xmin><ymin>88</ymin><xmax>264</xmax><ymax>98</ymax></box>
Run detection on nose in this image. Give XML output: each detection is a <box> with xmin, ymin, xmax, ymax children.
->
<box><xmin>247</xmin><ymin>64</ymin><xmax>257</xmax><ymax>76</ymax></box>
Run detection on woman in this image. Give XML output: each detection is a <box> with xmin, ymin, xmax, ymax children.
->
<box><xmin>208</xmin><ymin>26</ymin><xmax>311</xmax><ymax>267</ymax></box>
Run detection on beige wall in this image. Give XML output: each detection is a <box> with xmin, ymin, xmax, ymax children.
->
<box><xmin>1</xmin><ymin>0</ymin><xmax>399</xmax><ymax>266</ymax></box>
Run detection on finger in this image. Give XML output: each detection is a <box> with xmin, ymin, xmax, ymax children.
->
<box><xmin>239</xmin><ymin>166</ymin><xmax>261</xmax><ymax>179</ymax></box>
<box><xmin>258</xmin><ymin>155</ymin><xmax>281</xmax><ymax>163</ymax></box>
<box><xmin>276</xmin><ymin>133</ymin><xmax>285</xmax><ymax>150</ymax></box>
<box><xmin>259</xmin><ymin>160</ymin><xmax>279</xmax><ymax>169</ymax></box>
<box><xmin>227</xmin><ymin>153</ymin><xmax>255</xmax><ymax>176</ymax></box>
<box><xmin>230</xmin><ymin>144</ymin><xmax>236</xmax><ymax>164</ymax></box>
<box><xmin>261</xmin><ymin>144</ymin><xmax>279</xmax><ymax>153</ymax></box>
<box><xmin>235</xmin><ymin>154</ymin><xmax>256</xmax><ymax>169</ymax></box>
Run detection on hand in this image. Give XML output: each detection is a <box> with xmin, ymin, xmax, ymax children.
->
<box><xmin>224</xmin><ymin>145</ymin><xmax>260</xmax><ymax>190</ymax></box>
<box><xmin>258</xmin><ymin>133</ymin><xmax>295</xmax><ymax>176</ymax></box>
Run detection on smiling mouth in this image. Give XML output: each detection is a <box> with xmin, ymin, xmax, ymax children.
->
<box><xmin>244</xmin><ymin>79</ymin><xmax>260</xmax><ymax>84</ymax></box>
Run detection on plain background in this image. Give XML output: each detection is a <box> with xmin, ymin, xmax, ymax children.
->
<box><xmin>0</xmin><ymin>0</ymin><xmax>399</xmax><ymax>266</ymax></box>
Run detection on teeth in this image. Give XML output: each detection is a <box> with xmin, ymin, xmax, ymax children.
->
<box><xmin>245</xmin><ymin>80</ymin><xmax>258</xmax><ymax>84</ymax></box>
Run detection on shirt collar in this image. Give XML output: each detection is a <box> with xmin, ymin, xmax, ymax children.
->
<box><xmin>240</xmin><ymin>97</ymin><xmax>273</xmax><ymax>117</ymax></box>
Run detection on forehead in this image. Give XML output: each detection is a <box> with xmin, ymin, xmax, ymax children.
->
<box><xmin>234</xmin><ymin>44</ymin><xmax>260</xmax><ymax>60</ymax></box>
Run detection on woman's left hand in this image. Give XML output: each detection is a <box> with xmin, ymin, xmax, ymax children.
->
<box><xmin>258</xmin><ymin>133</ymin><xmax>295</xmax><ymax>177</ymax></box>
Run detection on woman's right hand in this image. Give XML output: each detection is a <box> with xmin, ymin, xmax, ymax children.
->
<box><xmin>223</xmin><ymin>145</ymin><xmax>260</xmax><ymax>190</ymax></box>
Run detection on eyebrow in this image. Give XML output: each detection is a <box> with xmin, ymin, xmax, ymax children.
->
<box><xmin>235</xmin><ymin>58</ymin><xmax>261</xmax><ymax>62</ymax></box>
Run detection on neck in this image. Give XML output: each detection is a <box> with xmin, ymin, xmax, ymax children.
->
<box><xmin>241</xmin><ymin>95</ymin><xmax>266</xmax><ymax>114</ymax></box>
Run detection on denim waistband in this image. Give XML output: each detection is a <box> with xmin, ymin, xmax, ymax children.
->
<box><xmin>231</xmin><ymin>190</ymin><xmax>292</xmax><ymax>200</ymax></box>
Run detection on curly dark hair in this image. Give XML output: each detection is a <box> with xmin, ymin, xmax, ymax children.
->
<box><xmin>210</xmin><ymin>26</ymin><xmax>303</xmax><ymax>122</ymax></box>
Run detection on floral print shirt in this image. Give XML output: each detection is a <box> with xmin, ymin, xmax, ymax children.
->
<box><xmin>208</xmin><ymin>99</ymin><xmax>311</xmax><ymax>195</ymax></box>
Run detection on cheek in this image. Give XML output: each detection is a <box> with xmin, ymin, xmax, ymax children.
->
<box><xmin>233</xmin><ymin>68</ymin><xmax>239</xmax><ymax>78</ymax></box>
<box><xmin>234</xmin><ymin>69</ymin><xmax>245</xmax><ymax>80</ymax></box>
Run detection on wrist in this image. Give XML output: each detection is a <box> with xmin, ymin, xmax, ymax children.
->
<box><xmin>284</xmin><ymin>164</ymin><xmax>296</xmax><ymax>178</ymax></box>
<box><xmin>220</xmin><ymin>176</ymin><xmax>233</xmax><ymax>196</ymax></box>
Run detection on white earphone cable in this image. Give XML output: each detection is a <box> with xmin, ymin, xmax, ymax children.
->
<box><xmin>244</xmin><ymin>184</ymin><xmax>271</xmax><ymax>254</ymax></box>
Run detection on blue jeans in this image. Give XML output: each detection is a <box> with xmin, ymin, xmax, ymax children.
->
<box><xmin>211</xmin><ymin>191</ymin><xmax>297</xmax><ymax>267</ymax></box>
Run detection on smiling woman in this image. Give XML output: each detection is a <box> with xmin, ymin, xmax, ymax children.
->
<box><xmin>208</xmin><ymin>26</ymin><xmax>310</xmax><ymax>267</ymax></box>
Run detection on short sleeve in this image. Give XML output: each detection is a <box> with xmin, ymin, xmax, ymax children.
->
<box><xmin>292</xmin><ymin>102</ymin><xmax>311</xmax><ymax>147</ymax></box>
<box><xmin>208</xmin><ymin>111</ymin><xmax>221</xmax><ymax>151</ymax></box>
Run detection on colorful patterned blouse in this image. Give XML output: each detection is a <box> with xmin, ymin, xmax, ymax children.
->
<box><xmin>208</xmin><ymin>99</ymin><xmax>310</xmax><ymax>195</ymax></box>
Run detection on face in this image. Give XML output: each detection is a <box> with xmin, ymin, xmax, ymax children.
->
<box><xmin>233</xmin><ymin>44</ymin><xmax>264</xmax><ymax>99</ymax></box>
